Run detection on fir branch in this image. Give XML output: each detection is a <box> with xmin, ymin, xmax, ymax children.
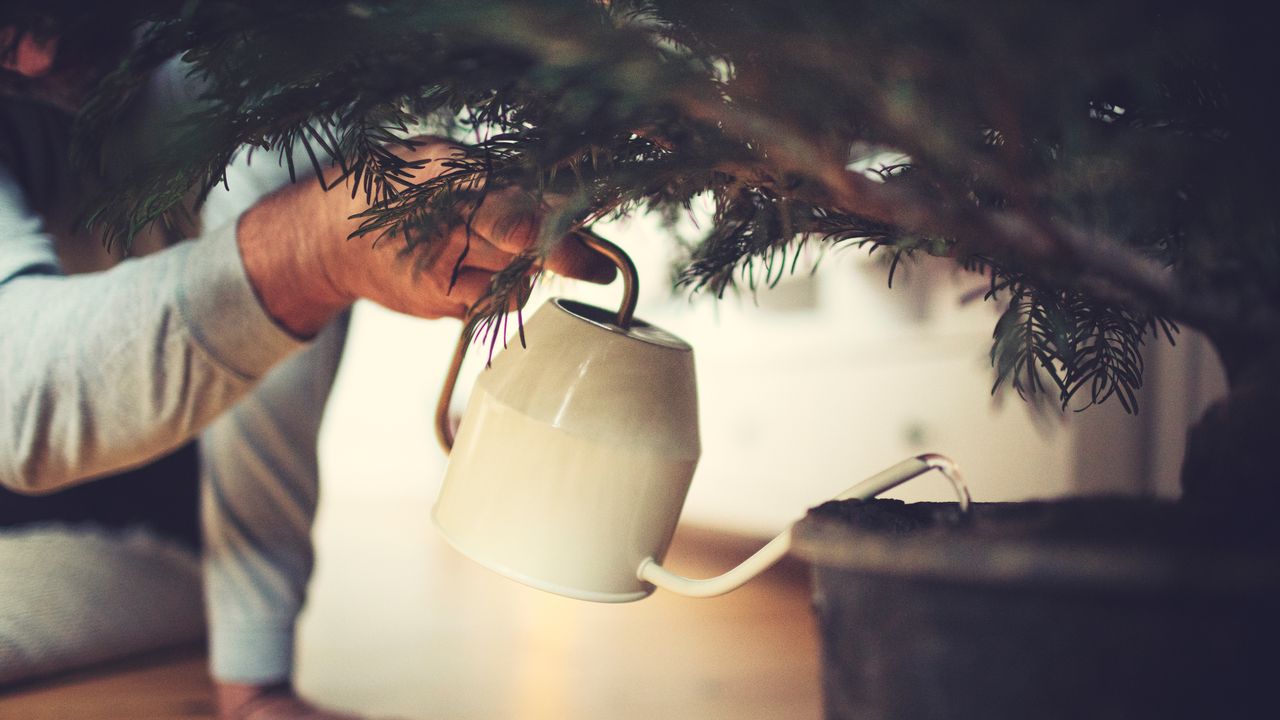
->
<box><xmin>52</xmin><ymin>0</ymin><xmax>1280</xmax><ymax>410</ymax></box>
<box><xmin>984</xmin><ymin>272</ymin><xmax>1175</xmax><ymax>414</ymax></box>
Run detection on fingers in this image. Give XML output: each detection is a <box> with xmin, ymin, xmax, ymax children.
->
<box><xmin>449</xmin><ymin>189</ymin><xmax>616</xmax><ymax>284</ymax></box>
<box><xmin>445</xmin><ymin>268</ymin><xmax>535</xmax><ymax>315</ymax></box>
<box><xmin>414</xmin><ymin>229</ymin><xmax>525</xmax><ymax>317</ymax></box>
<box><xmin>446</xmin><ymin>268</ymin><xmax>498</xmax><ymax>312</ymax></box>
<box><xmin>436</xmin><ymin>226</ymin><xmax>517</xmax><ymax>274</ymax></box>
<box><xmin>386</xmin><ymin>156</ymin><xmax>620</xmax><ymax>318</ymax></box>
<box><xmin>314</xmin><ymin>137</ymin><xmax>621</xmax><ymax>324</ymax></box>
<box><xmin>546</xmin><ymin>235</ymin><xmax>617</xmax><ymax>284</ymax></box>
<box><xmin>466</xmin><ymin>187</ymin><xmax>542</xmax><ymax>254</ymax></box>
<box><xmin>391</xmin><ymin>229</ymin><xmax>616</xmax><ymax>321</ymax></box>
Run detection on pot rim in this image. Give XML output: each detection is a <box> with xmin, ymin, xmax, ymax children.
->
<box><xmin>792</xmin><ymin>502</ymin><xmax>1280</xmax><ymax>595</ymax></box>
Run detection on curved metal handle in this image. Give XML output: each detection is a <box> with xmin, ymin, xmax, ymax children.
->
<box><xmin>434</xmin><ymin>229</ymin><xmax>639</xmax><ymax>453</ymax></box>
<box><xmin>580</xmin><ymin>228</ymin><xmax>639</xmax><ymax>330</ymax></box>
<box><xmin>635</xmin><ymin>454</ymin><xmax>970</xmax><ymax>598</ymax></box>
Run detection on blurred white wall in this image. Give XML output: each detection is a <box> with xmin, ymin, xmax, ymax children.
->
<box><xmin>318</xmin><ymin>211</ymin><xmax>1229</xmax><ymax>537</ymax></box>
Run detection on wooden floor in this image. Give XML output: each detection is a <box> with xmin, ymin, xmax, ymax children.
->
<box><xmin>0</xmin><ymin>510</ymin><xmax>822</xmax><ymax>720</ymax></box>
<box><xmin>0</xmin><ymin>648</ymin><xmax>214</xmax><ymax>720</ymax></box>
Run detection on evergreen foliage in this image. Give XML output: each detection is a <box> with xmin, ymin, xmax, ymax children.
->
<box><xmin>8</xmin><ymin>0</ymin><xmax>1278</xmax><ymax>413</ymax></box>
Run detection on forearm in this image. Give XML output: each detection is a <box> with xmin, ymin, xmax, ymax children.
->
<box><xmin>0</xmin><ymin>223</ymin><xmax>303</xmax><ymax>493</ymax></box>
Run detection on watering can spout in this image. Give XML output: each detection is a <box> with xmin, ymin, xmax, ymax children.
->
<box><xmin>638</xmin><ymin>530</ymin><xmax>794</xmax><ymax>598</ymax></box>
<box><xmin>635</xmin><ymin>454</ymin><xmax>970</xmax><ymax>599</ymax></box>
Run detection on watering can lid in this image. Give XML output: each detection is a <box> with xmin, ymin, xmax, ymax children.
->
<box><xmin>552</xmin><ymin>298</ymin><xmax>691</xmax><ymax>352</ymax></box>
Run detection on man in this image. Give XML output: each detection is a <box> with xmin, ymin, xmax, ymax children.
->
<box><xmin>0</xmin><ymin>19</ymin><xmax>609</xmax><ymax>719</ymax></box>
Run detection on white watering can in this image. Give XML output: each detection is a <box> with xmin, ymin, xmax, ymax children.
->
<box><xmin>432</xmin><ymin>231</ymin><xmax>969</xmax><ymax>602</ymax></box>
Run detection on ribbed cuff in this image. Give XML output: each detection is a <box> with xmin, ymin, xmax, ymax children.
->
<box><xmin>208</xmin><ymin>624</ymin><xmax>295</xmax><ymax>685</ymax></box>
<box><xmin>176</xmin><ymin>222</ymin><xmax>305</xmax><ymax>381</ymax></box>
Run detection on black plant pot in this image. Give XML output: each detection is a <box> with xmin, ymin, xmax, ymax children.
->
<box><xmin>791</xmin><ymin>499</ymin><xmax>1280</xmax><ymax>720</ymax></box>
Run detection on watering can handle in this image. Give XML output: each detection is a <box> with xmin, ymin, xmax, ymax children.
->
<box><xmin>636</xmin><ymin>454</ymin><xmax>971</xmax><ymax>598</ymax></box>
<box><xmin>434</xmin><ymin>229</ymin><xmax>639</xmax><ymax>452</ymax></box>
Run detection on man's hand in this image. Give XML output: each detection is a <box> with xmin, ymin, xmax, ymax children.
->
<box><xmin>237</xmin><ymin>138</ymin><xmax>614</xmax><ymax>337</ymax></box>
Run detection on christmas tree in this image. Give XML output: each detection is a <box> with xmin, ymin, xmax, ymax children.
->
<box><xmin>7</xmin><ymin>0</ymin><xmax>1277</xmax><ymax>505</ymax></box>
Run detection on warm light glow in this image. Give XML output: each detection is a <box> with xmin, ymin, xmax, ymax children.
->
<box><xmin>507</xmin><ymin>599</ymin><xmax>577</xmax><ymax>719</ymax></box>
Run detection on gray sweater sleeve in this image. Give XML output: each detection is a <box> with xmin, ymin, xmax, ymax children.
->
<box><xmin>0</xmin><ymin>167</ymin><xmax>305</xmax><ymax>493</ymax></box>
